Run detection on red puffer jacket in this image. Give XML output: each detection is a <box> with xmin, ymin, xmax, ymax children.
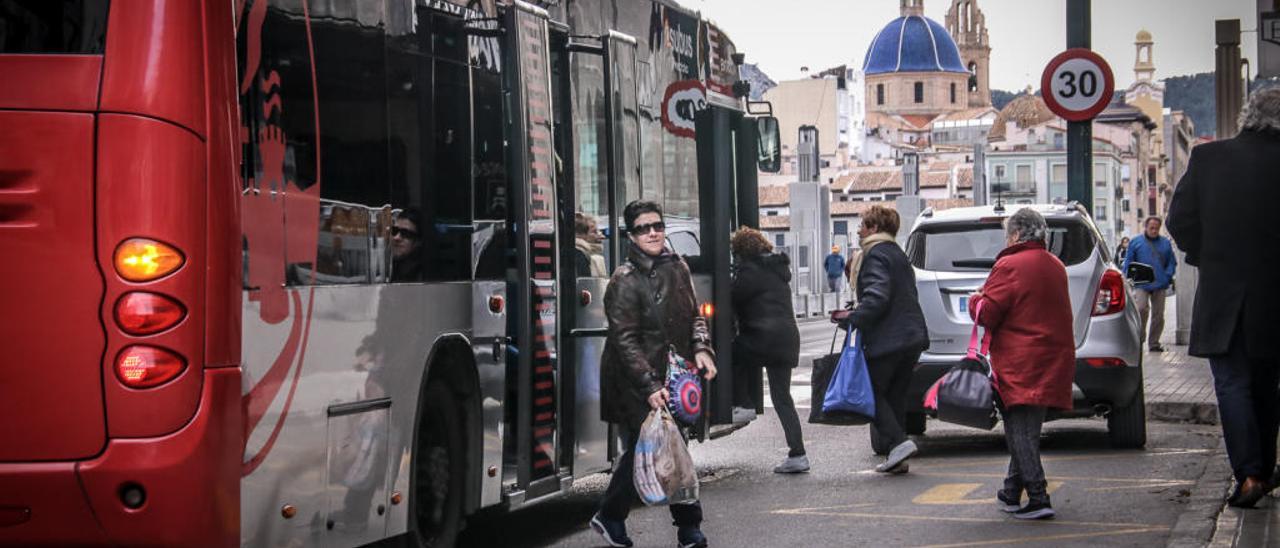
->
<box><xmin>969</xmin><ymin>240</ymin><xmax>1076</xmax><ymax>410</ymax></box>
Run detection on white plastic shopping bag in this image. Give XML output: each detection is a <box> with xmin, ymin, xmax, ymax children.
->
<box><xmin>633</xmin><ymin>407</ymin><xmax>699</xmax><ymax>506</ymax></box>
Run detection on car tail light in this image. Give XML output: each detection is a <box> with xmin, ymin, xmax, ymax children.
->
<box><xmin>115</xmin><ymin>346</ymin><xmax>186</xmax><ymax>388</ymax></box>
<box><xmin>1084</xmin><ymin>357</ymin><xmax>1126</xmax><ymax>368</ymax></box>
<box><xmin>1092</xmin><ymin>269</ymin><xmax>1125</xmax><ymax>316</ymax></box>
<box><xmin>114</xmin><ymin>238</ymin><xmax>184</xmax><ymax>282</ymax></box>
<box><xmin>115</xmin><ymin>292</ymin><xmax>186</xmax><ymax>335</ymax></box>
<box><xmin>700</xmin><ymin>302</ymin><xmax>714</xmax><ymax>318</ymax></box>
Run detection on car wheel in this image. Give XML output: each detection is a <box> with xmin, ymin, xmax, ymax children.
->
<box><xmin>905</xmin><ymin>412</ymin><xmax>926</xmax><ymax>436</ymax></box>
<box><xmin>1107</xmin><ymin>389</ymin><xmax>1147</xmax><ymax>449</ymax></box>
<box><xmin>412</xmin><ymin>383</ymin><xmax>465</xmax><ymax>547</ymax></box>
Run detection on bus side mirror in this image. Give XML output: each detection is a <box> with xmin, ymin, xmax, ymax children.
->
<box><xmin>1126</xmin><ymin>262</ymin><xmax>1155</xmax><ymax>285</ymax></box>
<box><xmin>756</xmin><ymin>116</ymin><xmax>781</xmax><ymax>173</ymax></box>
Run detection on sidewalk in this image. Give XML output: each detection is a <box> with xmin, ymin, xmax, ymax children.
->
<box><xmin>1149</xmin><ymin>296</ymin><xmax>1280</xmax><ymax>548</ymax></box>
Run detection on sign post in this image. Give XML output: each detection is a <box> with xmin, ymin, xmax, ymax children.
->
<box><xmin>1041</xmin><ymin>44</ymin><xmax>1114</xmax><ymax>210</ymax></box>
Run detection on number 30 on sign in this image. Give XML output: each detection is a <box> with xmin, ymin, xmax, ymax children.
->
<box><xmin>1040</xmin><ymin>48</ymin><xmax>1115</xmax><ymax>122</ymax></box>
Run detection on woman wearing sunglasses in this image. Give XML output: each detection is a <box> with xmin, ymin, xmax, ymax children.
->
<box><xmin>591</xmin><ymin>200</ymin><xmax>717</xmax><ymax>548</ymax></box>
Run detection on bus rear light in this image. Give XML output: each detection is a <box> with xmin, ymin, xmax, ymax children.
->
<box><xmin>700</xmin><ymin>302</ymin><xmax>713</xmax><ymax>318</ymax></box>
<box><xmin>1084</xmin><ymin>357</ymin><xmax>1127</xmax><ymax>368</ymax></box>
<box><xmin>114</xmin><ymin>238</ymin><xmax>184</xmax><ymax>282</ymax></box>
<box><xmin>489</xmin><ymin>295</ymin><xmax>505</xmax><ymax>314</ymax></box>
<box><xmin>1092</xmin><ymin>269</ymin><xmax>1125</xmax><ymax>316</ymax></box>
<box><xmin>115</xmin><ymin>292</ymin><xmax>186</xmax><ymax>335</ymax></box>
<box><xmin>115</xmin><ymin>346</ymin><xmax>186</xmax><ymax>388</ymax></box>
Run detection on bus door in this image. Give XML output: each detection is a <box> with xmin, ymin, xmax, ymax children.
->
<box><xmin>694</xmin><ymin>102</ymin><xmax>780</xmax><ymax>436</ymax></box>
<box><xmin>561</xmin><ymin>29</ymin><xmax>641</xmax><ymax>476</ymax></box>
<box><xmin>502</xmin><ymin>1</ymin><xmax>568</xmax><ymax>504</ymax></box>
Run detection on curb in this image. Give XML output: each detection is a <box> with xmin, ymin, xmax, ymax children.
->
<box><xmin>1166</xmin><ymin>449</ymin><xmax>1231</xmax><ymax>548</ymax></box>
<box><xmin>1148</xmin><ymin>400</ymin><xmax>1220</xmax><ymax>425</ymax></box>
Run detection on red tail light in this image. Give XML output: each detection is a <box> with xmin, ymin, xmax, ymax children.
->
<box><xmin>700</xmin><ymin>302</ymin><xmax>714</xmax><ymax>318</ymax></box>
<box><xmin>115</xmin><ymin>292</ymin><xmax>186</xmax><ymax>335</ymax></box>
<box><xmin>1092</xmin><ymin>269</ymin><xmax>1125</xmax><ymax>316</ymax></box>
<box><xmin>1084</xmin><ymin>357</ymin><xmax>1127</xmax><ymax>368</ymax></box>
<box><xmin>115</xmin><ymin>346</ymin><xmax>186</xmax><ymax>388</ymax></box>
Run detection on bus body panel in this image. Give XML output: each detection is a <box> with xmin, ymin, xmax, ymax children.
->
<box><xmin>0</xmin><ymin>55</ymin><xmax>101</xmax><ymax>111</ymax></box>
<box><xmin>239</xmin><ymin>284</ymin><xmax>475</xmax><ymax>546</ymax></box>
<box><xmin>0</xmin><ymin>111</ymin><xmax>106</xmax><ymax>462</ymax></box>
<box><xmin>0</xmin><ymin>367</ymin><xmax>241</xmax><ymax>547</ymax></box>
<box><xmin>96</xmin><ymin>114</ymin><xmax>208</xmax><ymax>438</ymax></box>
<box><xmin>100</xmin><ymin>0</ymin><xmax>207</xmax><ymax>138</ymax></box>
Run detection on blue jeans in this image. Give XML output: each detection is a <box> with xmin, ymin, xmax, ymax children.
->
<box><xmin>827</xmin><ymin>276</ymin><xmax>842</xmax><ymax>292</ymax></box>
<box><xmin>1210</xmin><ymin>322</ymin><xmax>1280</xmax><ymax>482</ymax></box>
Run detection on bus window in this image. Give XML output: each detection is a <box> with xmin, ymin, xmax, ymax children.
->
<box><xmin>386</xmin><ymin>9</ymin><xmax>473</xmax><ymax>282</ymax></box>
<box><xmin>0</xmin><ymin>1</ymin><xmax>108</xmax><ymax>54</ymax></box>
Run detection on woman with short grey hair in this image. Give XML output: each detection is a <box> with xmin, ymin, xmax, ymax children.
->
<box><xmin>1239</xmin><ymin>87</ymin><xmax>1280</xmax><ymax>134</ymax></box>
<box><xmin>969</xmin><ymin>207</ymin><xmax>1076</xmax><ymax>519</ymax></box>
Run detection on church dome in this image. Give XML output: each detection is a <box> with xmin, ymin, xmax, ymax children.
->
<box><xmin>862</xmin><ymin>15</ymin><xmax>968</xmax><ymax>75</ymax></box>
<box><xmin>1135</xmin><ymin>29</ymin><xmax>1152</xmax><ymax>43</ymax></box>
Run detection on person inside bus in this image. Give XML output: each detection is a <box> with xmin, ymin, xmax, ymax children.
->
<box><xmin>574</xmin><ymin>211</ymin><xmax>608</xmax><ymax>277</ymax></box>
<box><xmin>390</xmin><ymin>207</ymin><xmax>424</xmax><ymax>282</ymax></box>
<box><xmin>592</xmin><ymin>200</ymin><xmax>717</xmax><ymax>548</ymax></box>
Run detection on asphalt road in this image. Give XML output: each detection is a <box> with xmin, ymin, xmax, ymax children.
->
<box><xmin>459</xmin><ymin>396</ymin><xmax>1221</xmax><ymax>547</ymax></box>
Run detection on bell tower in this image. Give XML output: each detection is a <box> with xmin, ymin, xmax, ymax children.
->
<box><xmin>900</xmin><ymin>0</ymin><xmax>924</xmax><ymax>17</ymax></box>
<box><xmin>945</xmin><ymin>0</ymin><xmax>991</xmax><ymax>107</ymax></box>
<box><xmin>1135</xmin><ymin>29</ymin><xmax>1155</xmax><ymax>82</ymax></box>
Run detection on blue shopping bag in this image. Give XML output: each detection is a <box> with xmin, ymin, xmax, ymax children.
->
<box><xmin>821</xmin><ymin>329</ymin><xmax>876</xmax><ymax>422</ymax></box>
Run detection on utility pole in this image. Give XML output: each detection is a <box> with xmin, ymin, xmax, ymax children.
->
<box><xmin>1216</xmin><ymin>20</ymin><xmax>1244</xmax><ymax>138</ymax></box>
<box><xmin>1066</xmin><ymin>0</ymin><xmax>1093</xmax><ymax>207</ymax></box>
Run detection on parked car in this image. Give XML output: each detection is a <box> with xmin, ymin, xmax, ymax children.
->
<box><xmin>900</xmin><ymin>203</ymin><xmax>1148</xmax><ymax>449</ymax></box>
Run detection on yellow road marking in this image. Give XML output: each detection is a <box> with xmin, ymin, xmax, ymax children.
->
<box><xmin>912</xmin><ymin>482</ymin><xmax>1063</xmax><ymax>505</ymax></box>
<box><xmin>923</xmin><ymin>448</ymin><xmax>1212</xmax><ymax>470</ymax></box>
<box><xmin>910</xmin><ymin>471</ymin><xmax>1183</xmax><ymax>484</ymax></box>
<box><xmin>770</xmin><ymin>507</ymin><xmax>1163</xmax><ymax>530</ymax></box>
<box><xmin>913</xmin><ymin>526</ymin><xmax>1167</xmax><ymax>548</ymax></box>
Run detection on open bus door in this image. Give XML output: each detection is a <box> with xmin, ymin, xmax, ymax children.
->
<box><xmin>559</xmin><ymin>29</ymin><xmax>642</xmax><ymax>477</ymax></box>
<box><xmin>694</xmin><ymin>101</ymin><xmax>781</xmax><ymax>437</ymax></box>
<box><xmin>501</xmin><ymin>0</ymin><xmax>569</xmax><ymax>506</ymax></box>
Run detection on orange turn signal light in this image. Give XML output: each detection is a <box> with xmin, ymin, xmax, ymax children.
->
<box><xmin>699</xmin><ymin>302</ymin><xmax>714</xmax><ymax>318</ymax></box>
<box><xmin>114</xmin><ymin>238</ymin><xmax>184</xmax><ymax>282</ymax></box>
<box><xmin>115</xmin><ymin>292</ymin><xmax>186</xmax><ymax>335</ymax></box>
<box><xmin>115</xmin><ymin>346</ymin><xmax>186</xmax><ymax>388</ymax></box>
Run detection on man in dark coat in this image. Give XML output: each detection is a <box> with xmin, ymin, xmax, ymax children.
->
<box><xmin>730</xmin><ymin>227</ymin><xmax>806</xmax><ymax>473</ymax></box>
<box><xmin>1167</xmin><ymin>87</ymin><xmax>1280</xmax><ymax>508</ymax></box>
<box><xmin>592</xmin><ymin>201</ymin><xmax>715</xmax><ymax>548</ymax></box>
<box><xmin>847</xmin><ymin>206</ymin><xmax>928</xmax><ymax>474</ymax></box>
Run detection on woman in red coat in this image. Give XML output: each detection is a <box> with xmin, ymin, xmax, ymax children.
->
<box><xmin>969</xmin><ymin>207</ymin><xmax>1075</xmax><ymax>520</ymax></box>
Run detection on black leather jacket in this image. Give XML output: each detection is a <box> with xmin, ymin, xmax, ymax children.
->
<box><xmin>601</xmin><ymin>243</ymin><xmax>713</xmax><ymax>429</ymax></box>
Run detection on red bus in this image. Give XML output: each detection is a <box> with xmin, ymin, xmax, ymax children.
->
<box><xmin>0</xmin><ymin>1</ymin><xmax>777</xmax><ymax>546</ymax></box>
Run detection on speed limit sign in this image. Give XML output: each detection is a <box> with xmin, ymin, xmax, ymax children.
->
<box><xmin>1040</xmin><ymin>48</ymin><xmax>1115</xmax><ymax>122</ymax></box>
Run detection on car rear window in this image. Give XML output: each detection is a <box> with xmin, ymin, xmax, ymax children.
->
<box><xmin>1</xmin><ymin>1</ymin><xmax>109</xmax><ymax>54</ymax></box>
<box><xmin>907</xmin><ymin>218</ymin><xmax>1097</xmax><ymax>272</ymax></box>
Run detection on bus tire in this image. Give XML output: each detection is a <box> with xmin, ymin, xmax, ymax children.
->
<box><xmin>412</xmin><ymin>383</ymin><xmax>465</xmax><ymax>548</ymax></box>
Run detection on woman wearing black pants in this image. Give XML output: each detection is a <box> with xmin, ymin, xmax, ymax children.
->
<box><xmin>730</xmin><ymin>227</ymin><xmax>807</xmax><ymax>473</ymax></box>
<box><xmin>845</xmin><ymin>206</ymin><xmax>929</xmax><ymax>474</ymax></box>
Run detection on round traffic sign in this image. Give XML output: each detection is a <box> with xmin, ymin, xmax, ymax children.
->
<box><xmin>1040</xmin><ymin>48</ymin><xmax>1115</xmax><ymax>122</ymax></box>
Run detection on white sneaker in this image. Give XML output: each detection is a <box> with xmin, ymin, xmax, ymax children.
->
<box><xmin>773</xmin><ymin>455</ymin><xmax>810</xmax><ymax>474</ymax></box>
<box><xmin>875</xmin><ymin>440</ymin><xmax>918</xmax><ymax>473</ymax></box>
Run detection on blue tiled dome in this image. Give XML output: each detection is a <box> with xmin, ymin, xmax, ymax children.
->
<box><xmin>862</xmin><ymin>16</ymin><xmax>967</xmax><ymax>75</ymax></box>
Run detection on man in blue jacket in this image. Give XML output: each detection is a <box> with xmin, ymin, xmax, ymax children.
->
<box><xmin>1123</xmin><ymin>216</ymin><xmax>1178</xmax><ymax>351</ymax></box>
<box><xmin>824</xmin><ymin>245</ymin><xmax>846</xmax><ymax>293</ymax></box>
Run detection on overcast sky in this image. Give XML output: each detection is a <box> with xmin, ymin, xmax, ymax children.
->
<box><xmin>691</xmin><ymin>0</ymin><xmax>1261</xmax><ymax>91</ymax></box>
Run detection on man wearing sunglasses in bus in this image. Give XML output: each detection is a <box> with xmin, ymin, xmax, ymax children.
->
<box><xmin>389</xmin><ymin>208</ymin><xmax>424</xmax><ymax>282</ymax></box>
<box><xmin>592</xmin><ymin>200</ymin><xmax>716</xmax><ymax>548</ymax></box>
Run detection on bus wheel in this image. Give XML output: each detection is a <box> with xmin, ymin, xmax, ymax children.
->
<box><xmin>413</xmin><ymin>383</ymin><xmax>464</xmax><ymax>547</ymax></box>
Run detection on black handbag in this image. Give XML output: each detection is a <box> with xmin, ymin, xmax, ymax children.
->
<box><xmin>933</xmin><ymin>301</ymin><xmax>999</xmax><ymax>430</ymax></box>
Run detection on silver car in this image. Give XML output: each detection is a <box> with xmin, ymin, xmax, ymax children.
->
<box><xmin>902</xmin><ymin>203</ymin><xmax>1148</xmax><ymax>449</ymax></box>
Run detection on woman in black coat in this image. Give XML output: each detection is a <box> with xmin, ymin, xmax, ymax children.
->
<box><xmin>731</xmin><ymin>227</ymin><xmax>807</xmax><ymax>473</ymax></box>
<box><xmin>847</xmin><ymin>206</ymin><xmax>928</xmax><ymax>474</ymax></box>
